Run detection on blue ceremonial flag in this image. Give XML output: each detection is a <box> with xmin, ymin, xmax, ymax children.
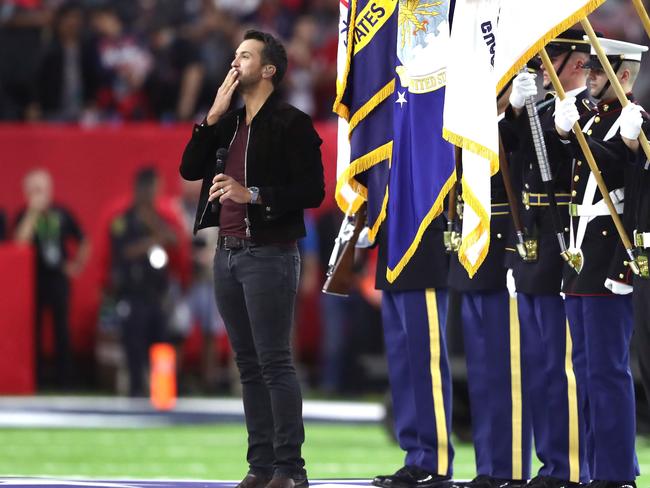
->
<box><xmin>384</xmin><ymin>0</ymin><xmax>455</xmax><ymax>282</ymax></box>
<box><xmin>334</xmin><ymin>0</ymin><xmax>398</xmax><ymax>233</ymax></box>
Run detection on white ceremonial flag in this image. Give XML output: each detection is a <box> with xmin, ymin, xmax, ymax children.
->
<box><xmin>443</xmin><ymin>0</ymin><xmax>500</xmax><ymax>277</ymax></box>
<box><xmin>443</xmin><ymin>0</ymin><xmax>607</xmax><ymax>277</ymax></box>
<box><xmin>495</xmin><ymin>0</ymin><xmax>606</xmax><ymax>92</ymax></box>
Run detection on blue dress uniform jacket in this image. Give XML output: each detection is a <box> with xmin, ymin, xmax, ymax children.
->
<box><xmin>447</xmin><ymin>172</ymin><xmax>532</xmax><ymax>482</ymax></box>
<box><xmin>502</xmin><ymin>90</ymin><xmax>596</xmax><ymax>295</ymax></box>
<box><xmin>630</xmin><ymin>121</ymin><xmax>650</xmax><ymax>415</ymax></box>
<box><xmin>375</xmin><ymin>218</ymin><xmax>449</xmax><ymax>291</ymax></box>
<box><xmin>559</xmin><ymin>96</ymin><xmax>639</xmax><ymax>483</ymax></box>
<box><xmin>501</xmin><ymin>92</ymin><xmax>594</xmax><ymax>484</ymax></box>
<box><xmin>562</xmin><ymin>97</ymin><xmax>633</xmax><ymax>295</ymax></box>
<box><xmin>375</xmin><ymin>219</ymin><xmax>455</xmax><ymax>477</ymax></box>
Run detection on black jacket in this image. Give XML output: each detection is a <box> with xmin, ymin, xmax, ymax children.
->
<box><xmin>501</xmin><ymin>89</ymin><xmax>596</xmax><ymax>294</ymax></box>
<box><xmin>562</xmin><ymin>97</ymin><xmax>632</xmax><ymax>294</ymax></box>
<box><xmin>180</xmin><ymin>92</ymin><xmax>325</xmax><ymax>242</ymax></box>
<box><xmin>375</xmin><ymin>217</ymin><xmax>449</xmax><ymax>291</ymax></box>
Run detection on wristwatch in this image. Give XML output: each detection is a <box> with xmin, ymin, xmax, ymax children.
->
<box><xmin>248</xmin><ymin>186</ymin><xmax>260</xmax><ymax>204</ymax></box>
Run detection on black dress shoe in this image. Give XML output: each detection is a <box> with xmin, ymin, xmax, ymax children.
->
<box><xmin>526</xmin><ymin>475</ymin><xmax>585</xmax><ymax>488</ymax></box>
<box><xmin>454</xmin><ymin>476</ymin><xmax>527</xmax><ymax>488</ymax></box>
<box><xmin>373</xmin><ymin>466</ymin><xmax>410</xmax><ymax>486</ymax></box>
<box><xmin>293</xmin><ymin>476</ymin><xmax>309</xmax><ymax>488</ymax></box>
<box><xmin>237</xmin><ymin>474</ymin><xmax>272</xmax><ymax>488</ymax></box>
<box><xmin>373</xmin><ymin>465</ymin><xmax>451</xmax><ymax>488</ymax></box>
<box><xmin>265</xmin><ymin>477</ymin><xmax>295</xmax><ymax>488</ymax></box>
<box><xmin>373</xmin><ymin>466</ymin><xmax>415</xmax><ymax>488</ymax></box>
<box><xmin>588</xmin><ymin>481</ymin><xmax>636</xmax><ymax>488</ymax></box>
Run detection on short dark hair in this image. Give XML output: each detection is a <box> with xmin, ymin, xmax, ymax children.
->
<box><xmin>135</xmin><ymin>167</ymin><xmax>158</xmax><ymax>191</ymax></box>
<box><xmin>244</xmin><ymin>29</ymin><xmax>287</xmax><ymax>87</ymax></box>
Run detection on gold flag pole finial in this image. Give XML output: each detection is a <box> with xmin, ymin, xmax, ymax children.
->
<box><xmin>538</xmin><ymin>46</ymin><xmax>641</xmax><ymax>276</ymax></box>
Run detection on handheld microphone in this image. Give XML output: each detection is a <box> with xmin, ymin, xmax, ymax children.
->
<box><xmin>211</xmin><ymin>148</ymin><xmax>228</xmax><ymax>213</ymax></box>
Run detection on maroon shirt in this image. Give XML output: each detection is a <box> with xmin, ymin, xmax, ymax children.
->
<box><xmin>219</xmin><ymin>122</ymin><xmax>249</xmax><ymax>238</ymax></box>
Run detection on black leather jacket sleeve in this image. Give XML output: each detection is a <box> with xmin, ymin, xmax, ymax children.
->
<box><xmin>258</xmin><ymin>111</ymin><xmax>325</xmax><ymax>211</ymax></box>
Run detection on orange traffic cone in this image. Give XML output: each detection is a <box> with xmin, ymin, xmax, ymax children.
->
<box><xmin>150</xmin><ymin>343</ymin><xmax>177</xmax><ymax>410</ymax></box>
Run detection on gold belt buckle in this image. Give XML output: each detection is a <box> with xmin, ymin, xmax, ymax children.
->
<box><xmin>568</xmin><ymin>203</ymin><xmax>579</xmax><ymax>217</ymax></box>
<box><xmin>521</xmin><ymin>191</ymin><xmax>530</xmax><ymax>207</ymax></box>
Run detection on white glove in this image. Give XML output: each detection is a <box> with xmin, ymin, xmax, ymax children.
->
<box><xmin>509</xmin><ymin>72</ymin><xmax>538</xmax><ymax>109</ymax></box>
<box><xmin>554</xmin><ymin>96</ymin><xmax>579</xmax><ymax>134</ymax></box>
<box><xmin>619</xmin><ymin>103</ymin><xmax>644</xmax><ymax>140</ymax></box>
<box><xmin>355</xmin><ymin>226</ymin><xmax>374</xmax><ymax>248</ymax></box>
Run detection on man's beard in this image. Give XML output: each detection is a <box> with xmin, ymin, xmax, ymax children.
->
<box><xmin>236</xmin><ymin>75</ymin><xmax>261</xmax><ymax>93</ymax></box>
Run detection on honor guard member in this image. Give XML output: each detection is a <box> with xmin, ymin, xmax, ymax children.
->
<box><xmin>372</xmin><ymin>221</ymin><xmax>455</xmax><ymax>488</ymax></box>
<box><xmin>553</xmin><ymin>37</ymin><xmax>647</xmax><ymax>488</ymax></box>
<box><xmin>447</xmin><ymin>168</ymin><xmax>532</xmax><ymax>488</ymax></box>
<box><xmin>616</xmin><ymin>91</ymin><xmax>650</xmax><ymax>417</ymax></box>
<box><xmin>500</xmin><ymin>29</ymin><xmax>594</xmax><ymax>488</ymax></box>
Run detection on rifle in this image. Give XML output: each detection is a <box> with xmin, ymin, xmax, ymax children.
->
<box><xmin>444</xmin><ymin>147</ymin><xmax>462</xmax><ymax>253</ymax></box>
<box><xmin>322</xmin><ymin>202</ymin><xmax>367</xmax><ymax>297</ymax></box>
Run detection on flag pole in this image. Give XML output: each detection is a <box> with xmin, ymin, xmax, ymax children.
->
<box><xmin>497</xmin><ymin>135</ymin><xmax>532</xmax><ymax>262</ymax></box>
<box><xmin>580</xmin><ymin>18</ymin><xmax>650</xmax><ymax>162</ymax></box>
<box><xmin>444</xmin><ymin>147</ymin><xmax>462</xmax><ymax>253</ymax></box>
<box><xmin>539</xmin><ymin>47</ymin><xmax>641</xmax><ymax>275</ymax></box>
<box><xmin>631</xmin><ymin>0</ymin><xmax>650</xmax><ymax>39</ymax></box>
<box><xmin>521</xmin><ymin>88</ymin><xmax>577</xmax><ymax>270</ymax></box>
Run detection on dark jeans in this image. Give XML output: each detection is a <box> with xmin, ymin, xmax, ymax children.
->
<box><xmin>36</xmin><ymin>273</ymin><xmax>71</xmax><ymax>388</ymax></box>
<box><xmin>214</xmin><ymin>242</ymin><xmax>306</xmax><ymax>478</ymax></box>
<box><xmin>119</xmin><ymin>293</ymin><xmax>167</xmax><ymax>397</ymax></box>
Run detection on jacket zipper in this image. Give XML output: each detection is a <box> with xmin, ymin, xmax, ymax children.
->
<box><xmin>198</xmin><ymin>117</ymin><xmax>241</xmax><ymax>227</ymax></box>
<box><xmin>244</xmin><ymin>119</ymin><xmax>252</xmax><ymax>238</ymax></box>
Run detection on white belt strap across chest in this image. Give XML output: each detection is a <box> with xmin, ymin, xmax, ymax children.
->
<box><xmin>569</xmin><ymin>114</ymin><xmax>624</xmax><ymax>251</ymax></box>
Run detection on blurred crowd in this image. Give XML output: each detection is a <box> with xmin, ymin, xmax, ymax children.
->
<box><xmin>0</xmin><ymin>0</ymin><xmax>649</xmax><ymax>125</ymax></box>
<box><xmin>0</xmin><ymin>167</ymin><xmax>385</xmax><ymax>397</ymax></box>
<box><xmin>0</xmin><ymin>0</ymin><xmax>339</xmax><ymax>123</ymax></box>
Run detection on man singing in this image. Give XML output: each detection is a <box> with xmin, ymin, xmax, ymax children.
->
<box><xmin>180</xmin><ymin>30</ymin><xmax>324</xmax><ymax>488</ymax></box>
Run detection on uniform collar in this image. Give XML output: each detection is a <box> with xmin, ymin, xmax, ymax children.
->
<box><xmin>597</xmin><ymin>93</ymin><xmax>635</xmax><ymax>113</ymax></box>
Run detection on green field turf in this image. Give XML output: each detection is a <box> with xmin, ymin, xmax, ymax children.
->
<box><xmin>0</xmin><ymin>423</ymin><xmax>648</xmax><ymax>484</ymax></box>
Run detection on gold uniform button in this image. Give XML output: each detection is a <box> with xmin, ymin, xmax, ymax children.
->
<box><xmin>577</xmin><ymin>160</ymin><xmax>582</xmax><ymax>166</ymax></box>
<box><xmin>587</xmin><ymin>129</ymin><xmax>593</xmax><ymax>136</ymax></box>
<box><xmin>497</xmin><ymin>233</ymin><xmax>502</xmax><ymax>239</ymax></box>
<box><xmin>524</xmin><ymin>183</ymin><xmax>530</xmax><ymax>189</ymax></box>
<box><xmin>564</xmin><ymin>227</ymin><xmax>569</xmax><ymax>232</ymax></box>
<box><xmin>602</xmin><ymin>230</ymin><xmax>608</xmax><ymax>236</ymax></box>
<box><xmin>619</xmin><ymin>273</ymin><xmax>625</xmax><ymax>279</ymax></box>
<box><xmin>594</xmin><ymin>116</ymin><xmax>601</xmax><ymax>123</ymax></box>
<box><xmin>574</xmin><ymin>175</ymin><xmax>580</xmax><ymax>182</ymax></box>
<box><xmin>571</xmin><ymin>190</ymin><xmax>577</xmax><ymax>197</ymax></box>
<box><xmin>525</xmin><ymin>205</ymin><xmax>530</xmax><ymax>210</ymax></box>
<box><xmin>603</xmin><ymin>104</ymin><xmax>609</xmax><ymax>112</ymax></box>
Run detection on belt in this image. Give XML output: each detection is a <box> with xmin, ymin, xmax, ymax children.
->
<box><xmin>217</xmin><ymin>235</ymin><xmax>254</xmax><ymax>250</ymax></box>
<box><xmin>635</xmin><ymin>230</ymin><xmax>650</xmax><ymax>249</ymax></box>
<box><xmin>217</xmin><ymin>235</ymin><xmax>297</xmax><ymax>250</ymax></box>
<box><xmin>568</xmin><ymin>188</ymin><xmax>625</xmax><ymax>217</ymax></box>
<box><xmin>522</xmin><ymin>192</ymin><xmax>571</xmax><ymax>207</ymax></box>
